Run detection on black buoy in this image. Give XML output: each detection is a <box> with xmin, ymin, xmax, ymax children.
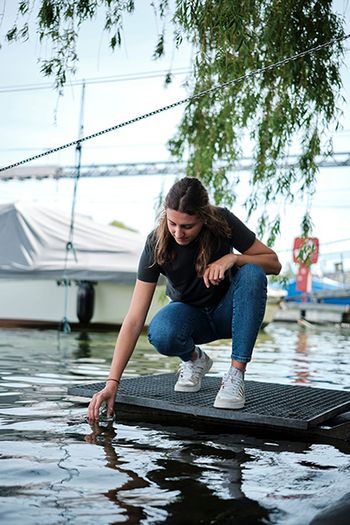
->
<box><xmin>77</xmin><ymin>281</ymin><xmax>95</xmax><ymax>324</ymax></box>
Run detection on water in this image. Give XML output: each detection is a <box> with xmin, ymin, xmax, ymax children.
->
<box><xmin>0</xmin><ymin>323</ymin><xmax>350</xmax><ymax>524</ymax></box>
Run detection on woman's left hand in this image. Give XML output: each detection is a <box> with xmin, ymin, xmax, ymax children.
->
<box><xmin>203</xmin><ymin>254</ymin><xmax>237</xmax><ymax>288</ymax></box>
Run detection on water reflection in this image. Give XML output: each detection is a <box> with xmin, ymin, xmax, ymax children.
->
<box><xmin>84</xmin><ymin>421</ymin><xmax>271</xmax><ymax>524</ymax></box>
<box><xmin>81</xmin><ymin>419</ymin><xmax>350</xmax><ymax>525</ymax></box>
<box><xmin>247</xmin><ymin>323</ymin><xmax>350</xmax><ymax>390</ymax></box>
<box><xmin>85</xmin><ymin>421</ymin><xmax>153</xmax><ymax>523</ymax></box>
<box><xmin>75</xmin><ymin>331</ymin><xmax>92</xmax><ymax>360</ymax></box>
<box><xmin>293</xmin><ymin>329</ymin><xmax>310</xmax><ymax>385</ymax></box>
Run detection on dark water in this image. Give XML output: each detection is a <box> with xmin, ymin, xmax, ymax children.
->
<box><xmin>0</xmin><ymin>323</ymin><xmax>350</xmax><ymax>524</ymax></box>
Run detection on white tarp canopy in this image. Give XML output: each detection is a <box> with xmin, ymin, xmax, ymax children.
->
<box><xmin>0</xmin><ymin>202</ymin><xmax>145</xmax><ymax>282</ymax></box>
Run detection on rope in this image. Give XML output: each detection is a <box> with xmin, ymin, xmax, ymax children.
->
<box><xmin>60</xmin><ymin>152</ymin><xmax>80</xmax><ymax>333</ymax></box>
<box><xmin>1</xmin><ymin>32</ymin><xmax>349</xmax><ymax>173</ymax></box>
<box><xmin>60</xmin><ymin>83</ymin><xmax>86</xmax><ymax>333</ymax></box>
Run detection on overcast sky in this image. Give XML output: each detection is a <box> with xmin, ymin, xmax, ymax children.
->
<box><xmin>0</xmin><ymin>1</ymin><xmax>349</xmax><ymax>275</ymax></box>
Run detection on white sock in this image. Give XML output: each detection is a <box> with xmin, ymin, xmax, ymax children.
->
<box><xmin>228</xmin><ymin>366</ymin><xmax>244</xmax><ymax>378</ymax></box>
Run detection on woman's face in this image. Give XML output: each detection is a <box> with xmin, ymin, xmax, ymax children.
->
<box><xmin>166</xmin><ymin>208</ymin><xmax>204</xmax><ymax>245</ymax></box>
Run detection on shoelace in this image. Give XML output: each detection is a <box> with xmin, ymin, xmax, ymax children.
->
<box><xmin>178</xmin><ymin>357</ymin><xmax>206</xmax><ymax>381</ymax></box>
<box><xmin>222</xmin><ymin>371</ymin><xmax>244</xmax><ymax>396</ymax></box>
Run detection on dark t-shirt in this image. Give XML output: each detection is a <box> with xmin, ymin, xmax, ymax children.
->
<box><xmin>137</xmin><ymin>207</ymin><xmax>256</xmax><ymax>307</ymax></box>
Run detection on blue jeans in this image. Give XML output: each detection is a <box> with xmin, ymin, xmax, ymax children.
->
<box><xmin>148</xmin><ymin>264</ymin><xmax>267</xmax><ymax>364</ymax></box>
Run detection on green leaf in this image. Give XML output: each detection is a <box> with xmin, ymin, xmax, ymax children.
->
<box><xmin>2</xmin><ymin>0</ymin><xmax>346</xmax><ymax>247</ymax></box>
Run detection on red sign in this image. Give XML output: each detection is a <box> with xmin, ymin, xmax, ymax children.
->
<box><xmin>296</xmin><ymin>264</ymin><xmax>312</xmax><ymax>294</ymax></box>
<box><xmin>293</xmin><ymin>237</ymin><xmax>319</xmax><ymax>265</ymax></box>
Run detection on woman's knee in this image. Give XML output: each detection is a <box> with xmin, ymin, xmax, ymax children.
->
<box><xmin>237</xmin><ymin>263</ymin><xmax>267</xmax><ymax>289</ymax></box>
<box><xmin>148</xmin><ymin>307</ymin><xmax>189</xmax><ymax>356</ymax></box>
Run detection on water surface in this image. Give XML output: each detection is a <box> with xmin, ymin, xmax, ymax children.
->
<box><xmin>0</xmin><ymin>323</ymin><xmax>350</xmax><ymax>524</ymax></box>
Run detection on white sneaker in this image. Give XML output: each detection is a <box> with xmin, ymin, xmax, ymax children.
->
<box><xmin>213</xmin><ymin>367</ymin><xmax>245</xmax><ymax>409</ymax></box>
<box><xmin>175</xmin><ymin>348</ymin><xmax>213</xmax><ymax>392</ymax></box>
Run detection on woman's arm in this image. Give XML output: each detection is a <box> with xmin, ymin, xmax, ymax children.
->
<box><xmin>235</xmin><ymin>239</ymin><xmax>282</xmax><ymax>274</ymax></box>
<box><xmin>87</xmin><ymin>279</ymin><xmax>157</xmax><ymax>422</ymax></box>
<box><xmin>203</xmin><ymin>239</ymin><xmax>281</xmax><ymax>287</ymax></box>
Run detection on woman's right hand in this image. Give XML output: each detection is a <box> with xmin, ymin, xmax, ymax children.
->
<box><xmin>87</xmin><ymin>381</ymin><xmax>118</xmax><ymax>422</ymax></box>
<box><xmin>86</xmin><ymin>280</ymin><xmax>156</xmax><ymax>422</ymax></box>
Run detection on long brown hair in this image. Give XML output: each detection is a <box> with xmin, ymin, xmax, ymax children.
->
<box><xmin>154</xmin><ymin>177</ymin><xmax>231</xmax><ymax>275</ymax></box>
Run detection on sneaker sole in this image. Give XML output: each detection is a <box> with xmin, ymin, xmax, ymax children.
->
<box><xmin>174</xmin><ymin>383</ymin><xmax>202</xmax><ymax>392</ymax></box>
<box><xmin>213</xmin><ymin>396</ymin><xmax>245</xmax><ymax>409</ymax></box>
<box><xmin>174</xmin><ymin>357</ymin><xmax>213</xmax><ymax>392</ymax></box>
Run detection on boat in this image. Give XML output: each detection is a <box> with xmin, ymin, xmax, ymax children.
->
<box><xmin>0</xmin><ymin>201</ymin><xmax>166</xmax><ymax>328</ymax></box>
<box><xmin>0</xmin><ymin>202</ymin><xmax>283</xmax><ymax>329</ymax></box>
<box><xmin>274</xmin><ymin>276</ymin><xmax>350</xmax><ymax>325</ymax></box>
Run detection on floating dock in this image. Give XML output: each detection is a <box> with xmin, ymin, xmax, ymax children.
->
<box><xmin>68</xmin><ymin>374</ymin><xmax>350</xmax><ymax>442</ymax></box>
<box><xmin>275</xmin><ymin>301</ymin><xmax>350</xmax><ymax>324</ymax></box>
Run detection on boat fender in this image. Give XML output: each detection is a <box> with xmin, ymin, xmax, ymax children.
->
<box><xmin>77</xmin><ymin>281</ymin><xmax>95</xmax><ymax>324</ymax></box>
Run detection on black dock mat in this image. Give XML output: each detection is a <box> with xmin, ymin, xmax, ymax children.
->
<box><xmin>68</xmin><ymin>374</ymin><xmax>350</xmax><ymax>431</ymax></box>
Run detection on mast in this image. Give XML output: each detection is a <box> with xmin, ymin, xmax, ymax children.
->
<box><xmin>61</xmin><ymin>81</ymin><xmax>86</xmax><ymax>333</ymax></box>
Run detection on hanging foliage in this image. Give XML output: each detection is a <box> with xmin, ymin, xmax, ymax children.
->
<box><xmin>167</xmin><ymin>0</ymin><xmax>345</xmax><ymax>243</ymax></box>
<box><xmin>3</xmin><ymin>1</ymin><xmax>346</xmax><ymax>243</ymax></box>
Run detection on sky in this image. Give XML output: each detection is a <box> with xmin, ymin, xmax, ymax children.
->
<box><xmin>0</xmin><ymin>1</ymin><xmax>349</xmax><ymax>277</ymax></box>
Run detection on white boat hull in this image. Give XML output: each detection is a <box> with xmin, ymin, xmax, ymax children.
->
<box><xmin>0</xmin><ymin>279</ymin><xmax>284</xmax><ymax>328</ymax></box>
<box><xmin>0</xmin><ymin>279</ymin><xmax>164</xmax><ymax>326</ymax></box>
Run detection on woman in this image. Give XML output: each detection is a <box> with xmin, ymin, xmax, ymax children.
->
<box><xmin>88</xmin><ymin>177</ymin><xmax>281</xmax><ymax>421</ymax></box>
